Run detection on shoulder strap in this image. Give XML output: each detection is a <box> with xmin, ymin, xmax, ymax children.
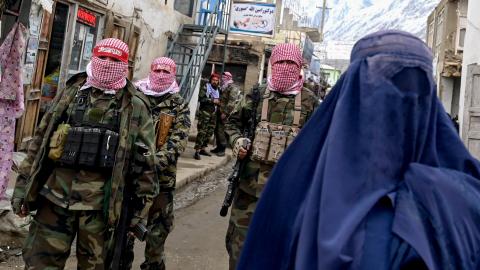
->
<box><xmin>293</xmin><ymin>92</ymin><xmax>302</xmax><ymax>127</ymax></box>
<box><xmin>261</xmin><ymin>90</ymin><xmax>271</xmax><ymax>121</ymax></box>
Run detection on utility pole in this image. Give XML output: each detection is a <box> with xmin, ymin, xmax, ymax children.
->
<box><xmin>320</xmin><ymin>0</ymin><xmax>328</xmax><ymax>42</ymax></box>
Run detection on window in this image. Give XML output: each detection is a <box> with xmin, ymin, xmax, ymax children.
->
<box><xmin>427</xmin><ymin>21</ymin><xmax>435</xmax><ymax>48</ymax></box>
<box><xmin>459</xmin><ymin>28</ymin><xmax>466</xmax><ymax>48</ymax></box>
<box><xmin>435</xmin><ymin>8</ymin><xmax>445</xmax><ymax>47</ymax></box>
<box><xmin>68</xmin><ymin>8</ymin><xmax>101</xmax><ymax>77</ymax></box>
<box><xmin>456</xmin><ymin>16</ymin><xmax>467</xmax><ymax>53</ymax></box>
<box><xmin>175</xmin><ymin>0</ymin><xmax>195</xmax><ymax>17</ymax></box>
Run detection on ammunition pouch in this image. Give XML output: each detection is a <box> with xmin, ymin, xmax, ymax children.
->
<box><xmin>53</xmin><ymin>88</ymin><xmax>121</xmax><ymax>170</ymax></box>
<box><xmin>251</xmin><ymin>91</ymin><xmax>302</xmax><ymax>164</ymax></box>
<box><xmin>251</xmin><ymin>121</ymin><xmax>270</xmax><ymax>161</ymax></box>
<box><xmin>78</xmin><ymin>128</ymin><xmax>103</xmax><ymax>168</ymax></box>
<box><xmin>57</xmin><ymin>127</ymin><xmax>120</xmax><ymax>170</ymax></box>
<box><xmin>58</xmin><ymin>127</ymin><xmax>83</xmax><ymax>166</ymax></box>
<box><xmin>251</xmin><ymin>122</ymin><xmax>299</xmax><ymax>164</ymax></box>
<box><xmin>99</xmin><ymin>130</ymin><xmax>120</xmax><ymax>168</ymax></box>
<box><xmin>48</xmin><ymin>123</ymin><xmax>71</xmax><ymax>161</ymax></box>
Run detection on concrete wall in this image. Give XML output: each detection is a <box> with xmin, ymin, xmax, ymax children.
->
<box><xmin>208</xmin><ymin>37</ymin><xmax>264</xmax><ymax>93</ymax></box>
<box><xmin>107</xmin><ymin>0</ymin><xmax>194</xmax><ymax>80</ymax></box>
<box><xmin>459</xmin><ymin>0</ymin><xmax>480</xmax><ymax>137</ymax></box>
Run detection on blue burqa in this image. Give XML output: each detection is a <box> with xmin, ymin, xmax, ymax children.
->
<box><xmin>237</xmin><ymin>30</ymin><xmax>480</xmax><ymax>270</ymax></box>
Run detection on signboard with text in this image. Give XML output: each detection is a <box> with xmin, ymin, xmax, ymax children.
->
<box><xmin>230</xmin><ymin>1</ymin><xmax>276</xmax><ymax>37</ymax></box>
<box><xmin>77</xmin><ymin>8</ymin><xmax>97</xmax><ymax>27</ymax></box>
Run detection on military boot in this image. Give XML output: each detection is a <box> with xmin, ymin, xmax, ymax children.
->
<box><xmin>210</xmin><ymin>147</ymin><xmax>222</xmax><ymax>154</ymax></box>
<box><xmin>199</xmin><ymin>149</ymin><xmax>212</xmax><ymax>156</ymax></box>
<box><xmin>215</xmin><ymin>146</ymin><xmax>226</xmax><ymax>157</ymax></box>
<box><xmin>194</xmin><ymin>151</ymin><xmax>201</xmax><ymax>160</ymax></box>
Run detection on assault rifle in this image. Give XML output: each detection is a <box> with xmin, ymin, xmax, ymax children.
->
<box><xmin>108</xmin><ymin>188</ymin><xmax>148</xmax><ymax>269</ymax></box>
<box><xmin>220</xmin><ymin>83</ymin><xmax>261</xmax><ymax>217</ymax></box>
<box><xmin>107</xmin><ymin>145</ymin><xmax>150</xmax><ymax>269</ymax></box>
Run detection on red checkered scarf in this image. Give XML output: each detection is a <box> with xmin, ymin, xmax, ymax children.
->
<box><xmin>135</xmin><ymin>57</ymin><xmax>180</xmax><ymax>97</ymax></box>
<box><xmin>221</xmin><ymin>72</ymin><xmax>234</xmax><ymax>90</ymax></box>
<box><xmin>85</xmin><ymin>57</ymin><xmax>128</xmax><ymax>93</ymax></box>
<box><xmin>85</xmin><ymin>38</ymin><xmax>129</xmax><ymax>93</ymax></box>
<box><xmin>267</xmin><ymin>43</ymin><xmax>304</xmax><ymax>95</ymax></box>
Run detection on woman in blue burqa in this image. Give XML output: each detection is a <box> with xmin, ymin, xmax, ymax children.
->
<box><xmin>237</xmin><ymin>30</ymin><xmax>480</xmax><ymax>270</ymax></box>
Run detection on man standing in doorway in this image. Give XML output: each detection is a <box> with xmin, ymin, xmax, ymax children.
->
<box><xmin>211</xmin><ymin>71</ymin><xmax>242</xmax><ymax>157</ymax></box>
<box><xmin>11</xmin><ymin>38</ymin><xmax>158</xmax><ymax>270</ymax></box>
<box><xmin>194</xmin><ymin>73</ymin><xmax>221</xmax><ymax>160</ymax></box>
<box><xmin>224</xmin><ymin>43</ymin><xmax>319</xmax><ymax>269</ymax></box>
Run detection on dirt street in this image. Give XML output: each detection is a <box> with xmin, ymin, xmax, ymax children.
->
<box><xmin>0</xmin><ymin>162</ymin><xmax>233</xmax><ymax>270</ymax></box>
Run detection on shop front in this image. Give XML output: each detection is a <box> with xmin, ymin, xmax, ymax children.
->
<box><xmin>41</xmin><ymin>1</ymin><xmax>106</xmax><ymax>105</ymax></box>
<box><xmin>15</xmin><ymin>0</ymin><xmax>142</xmax><ymax>148</ymax></box>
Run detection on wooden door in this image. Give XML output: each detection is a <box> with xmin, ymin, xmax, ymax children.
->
<box><xmin>104</xmin><ymin>12</ymin><xmax>141</xmax><ymax>80</ymax></box>
<box><xmin>462</xmin><ymin>64</ymin><xmax>480</xmax><ymax>158</ymax></box>
<box><xmin>127</xmin><ymin>26</ymin><xmax>140</xmax><ymax>80</ymax></box>
<box><xmin>15</xmin><ymin>1</ymin><xmax>52</xmax><ymax>149</ymax></box>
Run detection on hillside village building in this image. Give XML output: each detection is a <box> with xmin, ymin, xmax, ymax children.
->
<box><xmin>426</xmin><ymin>0</ymin><xmax>468</xmax><ymax>120</ymax></box>
<box><xmin>459</xmin><ymin>0</ymin><xmax>480</xmax><ymax>158</ymax></box>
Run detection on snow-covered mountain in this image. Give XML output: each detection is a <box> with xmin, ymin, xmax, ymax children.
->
<box><xmin>301</xmin><ymin>0</ymin><xmax>440</xmax><ymax>42</ymax></box>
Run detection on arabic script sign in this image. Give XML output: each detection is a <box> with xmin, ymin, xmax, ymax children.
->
<box><xmin>230</xmin><ymin>1</ymin><xmax>276</xmax><ymax>37</ymax></box>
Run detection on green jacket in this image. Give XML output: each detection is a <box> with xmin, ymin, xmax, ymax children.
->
<box><xmin>12</xmin><ymin>73</ymin><xmax>158</xmax><ymax>226</ymax></box>
<box><xmin>219</xmin><ymin>83</ymin><xmax>242</xmax><ymax>119</ymax></box>
<box><xmin>147</xmin><ymin>93</ymin><xmax>191</xmax><ymax>190</ymax></box>
<box><xmin>198</xmin><ymin>83</ymin><xmax>218</xmax><ymax>114</ymax></box>
<box><xmin>225</xmin><ymin>85</ymin><xmax>319</xmax><ymax>197</ymax></box>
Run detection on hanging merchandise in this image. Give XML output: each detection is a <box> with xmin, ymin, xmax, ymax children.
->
<box><xmin>0</xmin><ymin>22</ymin><xmax>27</xmax><ymax>200</ymax></box>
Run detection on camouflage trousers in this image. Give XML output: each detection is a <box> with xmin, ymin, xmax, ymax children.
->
<box><xmin>225</xmin><ymin>189</ymin><xmax>258</xmax><ymax>270</ymax></box>
<box><xmin>194</xmin><ymin>109</ymin><xmax>216</xmax><ymax>150</ymax></box>
<box><xmin>124</xmin><ymin>190</ymin><xmax>174</xmax><ymax>270</ymax></box>
<box><xmin>23</xmin><ymin>197</ymin><xmax>106</xmax><ymax>270</ymax></box>
<box><xmin>214</xmin><ymin>111</ymin><xmax>228</xmax><ymax>148</ymax></box>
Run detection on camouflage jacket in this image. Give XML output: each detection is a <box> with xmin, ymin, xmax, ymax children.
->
<box><xmin>12</xmin><ymin>73</ymin><xmax>158</xmax><ymax>226</ymax></box>
<box><xmin>147</xmin><ymin>93</ymin><xmax>191</xmax><ymax>190</ymax></box>
<box><xmin>198</xmin><ymin>83</ymin><xmax>218</xmax><ymax>114</ymax></box>
<box><xmin>225</xmin><ymin>85</ymin><xmax>319</xmax><ymax>197</ymax></box>
<box><xmin>219</xmin><ymin>83</ymin><xmax>242</xmax><ymax>118</ymax></box>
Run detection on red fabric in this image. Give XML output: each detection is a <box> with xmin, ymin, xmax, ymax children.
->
<box><xmin>211</xmin><ymin>73</ymin><xmax>221</xmax><ymax>80</ymax></box>
<box><xmin>85</xmin><ymin>38</ymin><xmax>129</xmax><ymax>91</ymax></box>
<box><xmin>93</xmin><ymin>38</ymin><xmax>129</xmax><ymax>63</ymax></box>
<box><xmin>135</xmin><ymin>57</ymin><xmax>180</xmax><ymax>96</ymax></box>
<box><xmin>86</xmin><ymin>56</ymin><xmax>128</xmax><ymax>91</ymax></box>
<box><xmin>222</xmin><ymin>72</ymin><xmax>233</xmax><ymax>89</ymax></box>
<box><xmin>149</xmin><ymin>57</ymin><xmax>177</xmax><ymax>91</ymax></box>
<box><xmin>269</xmin><ymin>43</ymin><xmax>303</xmax><ymax>67</ymax></box>
<box><xmin>268</xmin><ymin>43</ymin><xmax>304</xmax><ymax>95</ymax></box>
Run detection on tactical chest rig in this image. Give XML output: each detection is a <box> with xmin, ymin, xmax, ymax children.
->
<box><xmin>251</xmin><ymin>91</ymin><xmax>302</xmax><ymax>164</ymax></box>
<box><xmin>48</xmin><ymin>88</ymin><xmax>121</xmax><ymax>170</ymax></box>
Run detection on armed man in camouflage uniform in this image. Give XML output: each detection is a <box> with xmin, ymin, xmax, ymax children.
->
<box><xmin>211</xmin><ymin>72</ymin><xmax>242</xmax><ymax>157</ymax></box>
<box><xmin>123</xmin><ymin>57</ymin><xmax>190</xmax><ymax>270</ymax></box>
<box><xmin>224</xmin><ymin>43</ymin><xmax>319</xmax><ymax>269</ymax></box>
<box><xmin>194</xmin><ymin>73</ymin><xmax>221</xmax><ymax>160</ymax></box>
<box><xmin>11</xmin><ymin>38</ymin><xmax>158</xmax><ymax>270</ymax></box>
